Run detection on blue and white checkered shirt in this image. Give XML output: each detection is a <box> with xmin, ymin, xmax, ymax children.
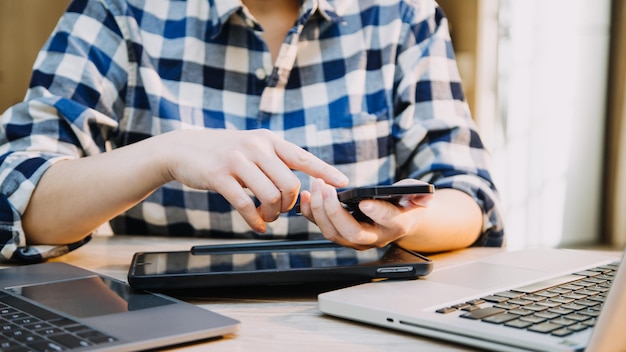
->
<box><xmin>0</xmin><ymin>0</ymin><xmax>504</xmax><ymax>262</ymax></box>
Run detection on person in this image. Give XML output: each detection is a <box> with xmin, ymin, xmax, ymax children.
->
<box><xmin>0</xmin><ymin>0</ymin><xmax>504</xmax><ymax>263</ymax></box>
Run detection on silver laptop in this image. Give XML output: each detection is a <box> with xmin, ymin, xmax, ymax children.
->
<box><xmin>319</xmin><ymin>247</ymin><xmax>626</xmax><ymax>352</ymax></box>
<box><xmin>0</xmin><ymin>262</ymin><xmax>240</xmax><ymax>351</ymax></box>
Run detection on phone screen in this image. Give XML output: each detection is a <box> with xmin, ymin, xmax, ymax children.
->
<box><xmin>132</xmin><ymin>244</ymin><xmax>428</xmax><ymax>276</ymax></box>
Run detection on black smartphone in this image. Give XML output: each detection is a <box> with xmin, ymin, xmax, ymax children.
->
<box><xmin>294</xmin><ymin>184</ymin><xmax>434</xmax><ymax>220</ymax></box>
<box><xmin>339</xmin><ymin>184</ymin><xmax>434</xmax><ymax>222</ymax></box>
<box><xmin>128</xmin><ymin>240</ymin><xmax>433</xmax><ymax>291</ymax></box>
<box><xmin>337</xmin><ymin>184</ymin><xmax>434</xmax><ymax>207</ymax></box>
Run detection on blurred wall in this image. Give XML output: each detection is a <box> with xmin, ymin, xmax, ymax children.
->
<box><xmin>0</xmin><ymin>0</ymin><xmax>69</xmax><ymax>112</ymax></box>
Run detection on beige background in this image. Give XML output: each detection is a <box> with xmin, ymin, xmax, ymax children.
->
<box><xmin>0</xmin><ymin>0</ymin><xmax>70</xmax><ymax>111</ymax></box>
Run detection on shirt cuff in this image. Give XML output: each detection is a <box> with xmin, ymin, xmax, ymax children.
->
<box><xmin>0</xmin><ymin>193</ymin><xmax>92</xmax><ymax>263</ymax></box>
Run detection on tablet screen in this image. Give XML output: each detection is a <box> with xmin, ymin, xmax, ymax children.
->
<box><xmin>132</xmin><ymin>243</ymin><xmax>427</xmax><ymax>275</ymax></box>
<box><xmin>128</xmin><ymin>241</ymin><xmax>433</xmax><ymax>290</ymax></box>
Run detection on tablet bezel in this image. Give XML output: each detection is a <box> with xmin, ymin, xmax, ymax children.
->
<box><xmin>127</xmin><ymin>240</ymin><xmax>433</xmax><ymax>290</ymax></box>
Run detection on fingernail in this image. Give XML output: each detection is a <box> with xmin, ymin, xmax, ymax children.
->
<box><xmin>255</xmin><ymin>221</ymin><xmax>267</xmax><ymax>233</ymax></box>
<box><xmin>399</xmin><ymin>195</ymin><xmax>433</xmax><ymax>208</ymax></box>
<box><xmin>359</xmin><ymin>201</ymin><xmax>373</xmax><ymax>212</ymax></box>
<box><xmin>322</xmin><ymin>183</ymin><xmax>335</xmax><ymax>199</ymax></box>
<box><xmin>336</xmin><ymin>174</ymin><xmax>349</xmax><ymax>185</ymax></box>
<box><xmin>311</xmin><ymin>178</ymin><xmax>322</xmax><ymax>192</ymax></box>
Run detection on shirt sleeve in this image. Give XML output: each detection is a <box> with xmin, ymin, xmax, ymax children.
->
<box><xmin>0</xmin><ymin>0</ymin><xmax>127</xmax><ymax>262</ymax></box>
<box><xmin>393</xmin><ymin>1</ymin><xmax>505</xmax><ymax>247</ymax></box>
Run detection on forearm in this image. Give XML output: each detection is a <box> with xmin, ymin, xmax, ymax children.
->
<box><xmin>23</xmin><ymin>137</ymin><xmax>169</xmax><ymax>245</ymax></box>
<box><xmin>396</xmin><ymin>189</ymin><xmax>483</xmax><ymax>253</ymax></box>
<box><xmin>22</xmin><ymin>129</ymin><xmax>349</xmax><ymax>245</ymax></box>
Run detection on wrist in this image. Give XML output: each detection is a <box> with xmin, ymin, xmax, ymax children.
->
<box><xmin>142</xmin><ymin>132</ymin><xmax>179</xmax><ymax>185</ymax></box>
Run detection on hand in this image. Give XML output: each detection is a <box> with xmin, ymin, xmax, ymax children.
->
<box><xmin>298</xmin><ymin>178</ymin><xmax>433</xmax><ymax>249</ymax></box>
<box><xmin>156</xmin><ymin>129</ymin><xmax>349</xmax><ymax>233</ymax></box>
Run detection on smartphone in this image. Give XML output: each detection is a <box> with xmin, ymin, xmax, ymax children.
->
<box><xmin>128</xmin><ymin>240</ymin><xmax>433</xmax><ymax>291</ymax></box>
<box><xmin>294</xmin><ymin>184</ymin><xmax>434</xmax><ymax>220</ymax></box>
<box><xmin>337</xmin><ymin>184</ymin><xmax>433</xmax><ymax>206</ymax></box>
<box><xmin>337</xmin><ymin>184</ymin><xmax>434</xmax><ymax>222</ymax></box>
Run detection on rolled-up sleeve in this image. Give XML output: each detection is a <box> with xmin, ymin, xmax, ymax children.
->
<box><xmin>393</xmin><ymin>2</ymin><xmax>505</xmax><ymax>247</ymax></box>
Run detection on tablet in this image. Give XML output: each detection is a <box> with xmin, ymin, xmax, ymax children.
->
<box><xmin>127</xmin><ymin>240</ymin><xmax>433</xmax><ymax>290</ymax></box>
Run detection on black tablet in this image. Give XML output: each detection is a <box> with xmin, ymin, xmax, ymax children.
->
<box><xmin>128</xmin><ymin>240</ymin><xmax>433</xmax><ymax>290</ymax></box>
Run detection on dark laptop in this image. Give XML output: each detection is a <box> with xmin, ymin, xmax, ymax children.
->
<box><xmin>0</xmin><ymin>262</ymin><xmax>240</xmax><ymax>351</ymax></box>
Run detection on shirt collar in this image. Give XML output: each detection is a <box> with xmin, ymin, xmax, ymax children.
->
<box><xmin>207</xmin><ymin>0</ymin><xmax>242</xmax><ymax>38</ymax></box>
<box><xmin>207</xmin><ymin>0</ymin><xmax>345</xmax><ymax>38</ymax></box>
<box><xmin>314</xmin><ymin>0</ymin><xmax>345</xmax><ymax>23</ymax></box>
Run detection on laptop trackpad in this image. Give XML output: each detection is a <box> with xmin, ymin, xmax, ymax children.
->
<box><xmin>425</xmin><ymin>262</ymin><xmax>546</xmax><ymax>290</ymax></box>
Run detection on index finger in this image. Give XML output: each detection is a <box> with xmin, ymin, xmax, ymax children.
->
<box><xmin>275</xmin><ymin>139</ymin><xmax>349</xmax><ymax>188</ymax></box>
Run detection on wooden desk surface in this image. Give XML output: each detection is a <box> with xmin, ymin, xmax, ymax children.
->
<box><xmin>10</xmin><ymin>235</ymin><xmax>508</xmax><ymax>352</ymax></box>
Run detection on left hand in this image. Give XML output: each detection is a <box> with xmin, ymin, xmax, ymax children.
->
<box><xmin>298</xmin><ymin>178</ymin><xmax>433</xmax><ymax>249</ymax></box>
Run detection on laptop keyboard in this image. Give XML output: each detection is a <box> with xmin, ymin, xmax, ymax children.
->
<box><xmin>435</xmin><ymin>262</ymin><xmax>619</xmax><ymax>338</ymax></box>
<box><xmin>0</xmin><ymin>292</ymin><xmax>117</xmax><ymax>352</ymax></box>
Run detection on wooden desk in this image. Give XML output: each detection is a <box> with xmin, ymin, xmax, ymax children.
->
<box><xmin>12</xmin><ymin>236</ymin><xmax>506</xmax><ymax>352</ymax></box>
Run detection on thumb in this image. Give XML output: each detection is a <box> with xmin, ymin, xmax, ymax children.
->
<box><xmin>358</xmin><ymin>199</ymin><xmax>394</xmax><ymax>222</ymax></box>
<box><xmin>398</xmin><ymin>194</ymin><xmax>433</xmax><ymax>209</ymax></box>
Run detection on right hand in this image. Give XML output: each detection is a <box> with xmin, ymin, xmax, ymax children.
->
<box><xmin>155</xmin><ymin>129</ymin><xmax>349</xmax><ymax>233</ymax></box>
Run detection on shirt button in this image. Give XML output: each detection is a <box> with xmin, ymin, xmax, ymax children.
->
<box><xmin>255</xmin><ymin>68</ymin><xmax>267</xmax><ymax>80</ymax></box>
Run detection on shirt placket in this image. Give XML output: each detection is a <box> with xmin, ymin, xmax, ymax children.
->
<box><xmin>257</xmin><ymin>22</ymin><xmax>305</xmax><ymax>120</ymax></box>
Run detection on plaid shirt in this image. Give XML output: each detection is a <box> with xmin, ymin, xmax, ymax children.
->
<box><xmin>0</xmin><ymin>0</ymin><xmax>504</xmax><ymax>262</ymax></box>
